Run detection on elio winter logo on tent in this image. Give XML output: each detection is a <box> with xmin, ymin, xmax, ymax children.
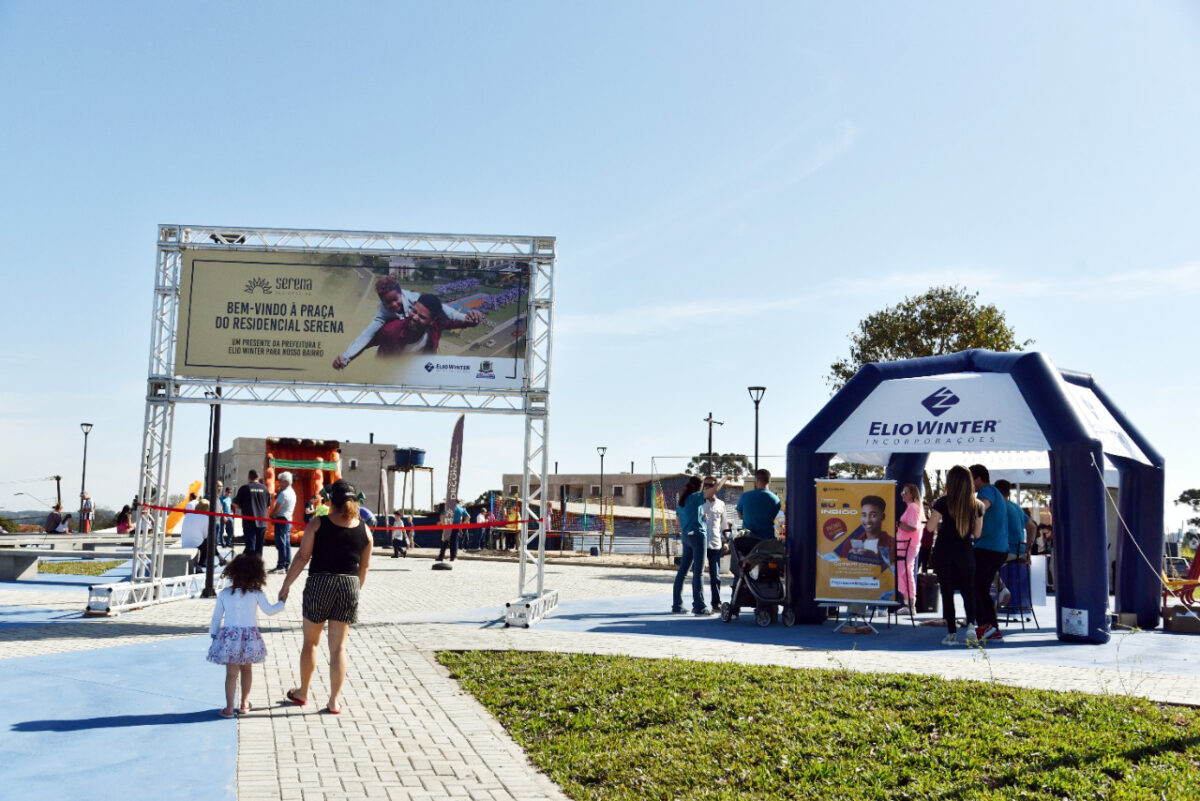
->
<box><xmin>921</xmin><ymin>387</ymin><xmax>960</xmax><ymax>417</ymax></box>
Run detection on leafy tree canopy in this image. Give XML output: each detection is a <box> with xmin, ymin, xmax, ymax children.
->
<box><xmin>1176</xmin><ymin>489</ymin><xmax>1200</xmax><ymax>513</ymax></box>
<box><xmin>1175</xmin><ymin>489</ymin><xmax>1200</xmax><ymax>530</ymax></box>
<box><xmin>827</xmin><ymin>285</ymin><xmax>1032</xmax><ymax>391</ymax></box>
<box><xmin>685</xmin><ymin>453</ymin><xmax>754</xmax><ymax>479</ymax></box>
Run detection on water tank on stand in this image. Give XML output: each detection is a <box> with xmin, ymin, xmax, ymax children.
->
<box><xmin>394</xmin><ymin>448</ymin><xmax>426</xmax><ymax>470</ymax></box>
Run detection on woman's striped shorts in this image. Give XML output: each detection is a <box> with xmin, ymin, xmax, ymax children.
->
<box><xmin>302</xmin><ymin>572</ymin><xmax>361</xmax><ymax>624</ymax></box>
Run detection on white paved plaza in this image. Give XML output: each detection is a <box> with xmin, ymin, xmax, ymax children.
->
<box><xmin>2</xmin><ymin>550</ymin><xmax>1198</xmax><ymax>800</ymax></box>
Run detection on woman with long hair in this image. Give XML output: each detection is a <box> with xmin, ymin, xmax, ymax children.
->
<box><xmin>895</xmin><ymin>483</ymin><xmax>924</xmax><ymax>616</ymax></box>
<box><xmin>115</xmin><ymin>505</ymin><xmax>133</xmax><ymax>534</ymax></box>
<box><xmin>279</xmin><ymin>479</ymin><xmax>373</xmax><ymax>714</ymax></box>
<box><xmin>926</xmin><ymin>466</ymin><xmax>982</xmax><ymax>645</ymax></box>
<box><xmin>672</xmin><ymin>475</ymin><xmax>724</xmax><ymax>615</ymax></box>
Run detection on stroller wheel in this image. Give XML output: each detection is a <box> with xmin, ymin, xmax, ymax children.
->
<box><xmin>782</xmin><ymin>608</ymin><xmax>796</xmax><ymax>627</ymax></box>
<box><xmin>754</xmin><ymin>608</ymin><xmax>771</xmax><ymax>627</ymax></box>
<box><xmin>720</xmin><ymin>602</ymin><xmax>734</xmax><ymax>623</ymax></box>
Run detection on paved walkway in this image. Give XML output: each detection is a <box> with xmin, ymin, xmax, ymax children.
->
<box><xmin>2</xmin><ymin>550</ymin><xmax>1199</xmax><ymax>800</ymax></box>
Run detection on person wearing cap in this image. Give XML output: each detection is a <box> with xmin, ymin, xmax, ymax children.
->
<box><xmin>269</xmin><ymin>472</ymin><xmax>297</xmax><ymax>573</ymax></box>
<box><xmin>279</xmin><ymin>479</ymin><xmax>373</xmax><ymax>715</ymax></box>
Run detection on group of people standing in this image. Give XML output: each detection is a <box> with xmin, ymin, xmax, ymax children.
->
<box><xmin>672</xmin><ymin>469</ymin><xmax>782</xmax><ymax>616</ymax></box>
<box><xmin>925</xmin><ymin>464</ymin><xmax>1036</xmax><ymax>645</ymax></box>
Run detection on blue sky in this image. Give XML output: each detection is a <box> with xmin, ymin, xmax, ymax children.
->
<box><xmin>1</xmin><ymin>2</ymin><xmax>1197</xmax><ymax>526</ymax></box>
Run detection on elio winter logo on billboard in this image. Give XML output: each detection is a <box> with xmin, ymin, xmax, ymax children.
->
<box><xmin>424</xmin><ymin>361</ymin><xmax>470</xmax><ymax>374</ymax></box>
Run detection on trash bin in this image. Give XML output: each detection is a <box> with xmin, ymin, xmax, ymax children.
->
<box><xmin>916</xmin><ymin>573</ymin><xmax>940</xmax><ymax>613</ymax></box>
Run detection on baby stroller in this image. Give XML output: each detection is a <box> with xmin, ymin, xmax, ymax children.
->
<box><xmin>721</xmin><ymin>533</ymin><xmax>794</xmax><ymax>627</ymax></box>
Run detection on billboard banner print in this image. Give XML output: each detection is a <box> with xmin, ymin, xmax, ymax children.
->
<box><xmin>814</xmin><ymin>479</ymin><xmax>898</xmax><ymax>604</ymax></box>
<box><xmin>175</xmin><ymin>249</ymin><xmax>530</xmax><ymax>391</ymax></box>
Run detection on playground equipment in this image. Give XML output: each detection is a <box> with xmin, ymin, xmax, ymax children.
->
<box><xmin>264</xmin><ymin>438</ymin><xmax>342</xmax><ymax>545</ymax></box>
<box><xmin>165</xmin><ymin>480</ymin><xmax>202</xmax><ymax>533</ymax></box>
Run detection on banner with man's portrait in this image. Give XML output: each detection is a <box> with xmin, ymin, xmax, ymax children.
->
<box><xmin>814</xmin><ymin>479</ymin><xmax>897</xmax><ymax>604</ymax></box>
<box><xmin>174</xmin><ymin>249</ymin><xmax>530</xmax><ymax>390</ymax></box>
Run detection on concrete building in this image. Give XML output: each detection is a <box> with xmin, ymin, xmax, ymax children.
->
<box><xmin>498</xmin><ymin>472</ymin><xmax>784</xmax><ymax>511</ymax></box>
<box><xmin>213</xmin><ymin>437</ymin><xmax>398</xmax><ymax>514</ymax></box>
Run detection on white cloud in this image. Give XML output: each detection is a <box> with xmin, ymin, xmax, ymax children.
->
<box><xmin>556</xmin><ymin>261</ymin><xmax>1200</xmax><ymax>339</ymax></box>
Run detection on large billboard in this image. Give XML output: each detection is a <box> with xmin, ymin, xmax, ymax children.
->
<box><xmin>814</xmin><ymin>479</ymin><xmax>897</xmax><ymax>604</ymax></box>
<box><xmin>175</xmin><ymin>249</ymin><xmax>530</xmax><ymax>390</ymax></box>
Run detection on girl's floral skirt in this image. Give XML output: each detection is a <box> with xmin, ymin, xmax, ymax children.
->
<box><xmin>207</xmin><ymin>626</ymin><xmax>267</xmax><ymax>665</ymax></box>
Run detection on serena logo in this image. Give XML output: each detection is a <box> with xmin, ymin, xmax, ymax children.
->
<box><xmin>921</xmin><ymin>387</ymin><xmax>960</xmax><ymax>417</ymax></box>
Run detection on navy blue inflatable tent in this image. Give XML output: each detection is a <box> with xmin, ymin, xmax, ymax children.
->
<box><xmin>785</xmin><ymin>350</ymin><xmax>1164</xmax><ymax>644</ymax></box>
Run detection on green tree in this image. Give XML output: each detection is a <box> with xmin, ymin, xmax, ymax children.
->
<box><xmin>1176</xmin><ymin>489</ymin><xmax>1200</xmax><ymax>530</ymax></box>
<box><xmin>685</xmin><ymin>453</ymin><xmax>754</xmax><ymax>479</ymax></box>
<box><xmin>827</xmin><ymin>285</ymin><xmax>1032</xmax><ymax>391</ymax></box>
<box><xmin>827</xmin><ymin>461</ymin><xmax>884</xmax><ymax>480</ymax></box>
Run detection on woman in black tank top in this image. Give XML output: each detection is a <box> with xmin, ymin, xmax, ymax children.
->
<box><xmin>279</xmin><ymin>479</ymin><xmax>373</xmax><ymax>714</ymax></box>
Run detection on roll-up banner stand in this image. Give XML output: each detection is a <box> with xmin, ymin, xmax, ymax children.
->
<box><xmin>814</xmin><ymin>479</ymin><xmax>897</xmax><ymax>604</ymax></box>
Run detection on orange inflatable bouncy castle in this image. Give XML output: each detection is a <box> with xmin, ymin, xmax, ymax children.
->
<box><xmin>262</xmin><ymin>438</ymin><xmax>342</xmax><ymax>545</ymax></box>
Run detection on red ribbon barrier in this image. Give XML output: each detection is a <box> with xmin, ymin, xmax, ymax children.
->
<box><xmin>137</xmin><ymin>502</ymin><xmax>541</xmax><ymax>532</ymax></box>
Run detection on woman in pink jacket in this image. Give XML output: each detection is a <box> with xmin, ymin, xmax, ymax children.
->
<box><xmin>896</xmin><ymin>483</ymin><xmax>925</xmax><ymax>615</ymax></box>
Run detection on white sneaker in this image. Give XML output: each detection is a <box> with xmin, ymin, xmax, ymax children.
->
<box><xmin>941</xmin><ymin>633</ymin><xmax>958</xmax><ymax>646</ymax></box>
<box><xmin>965</xmin><ymin>628</ymin><xmax>979</xmax><ymax>644</ymax></box>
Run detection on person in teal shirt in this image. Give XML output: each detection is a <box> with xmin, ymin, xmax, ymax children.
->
<box><xmin>439</xmin><ymin>501</ymin><xmax>470</xmax><ymax>562</ymax></box>
<box><xmin>971</xmin><ymin>464</ymin><xmax>1008</xmax><ymax>641</ymax></box>
<box><xmin>673</xmin><ymin>476</ymin><xmax>725</xmax><ymax>614</ymax></box>
<box><xmin>736</xmin><ymin>469</ymin><xmax>781</xmax><ymax>539</ymax></box>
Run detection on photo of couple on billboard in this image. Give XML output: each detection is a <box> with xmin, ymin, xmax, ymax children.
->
<box><xmin>332</xmin><ymin>259</ymin><xmax>528</xmax><ymax>368</ymax></box>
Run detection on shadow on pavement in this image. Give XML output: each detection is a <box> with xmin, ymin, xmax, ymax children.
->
<box><xmin>13</xmin><ymin>709</ymin><xmax>225</xmax><ymax>732</ymax></box>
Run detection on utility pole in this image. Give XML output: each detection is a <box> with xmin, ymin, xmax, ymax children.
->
<box><xmin>53</xmin><ymin>475</ymin><xmax>62</xmax><ymax>507</ymax></box>
<box><xmin>702</xmin><ymin>412</ymin><xmax>724</xmax><ymax>478</ymax></box>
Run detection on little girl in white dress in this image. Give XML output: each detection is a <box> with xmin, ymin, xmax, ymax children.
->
<box><xmin>208</xmin><ymin>553</ymin><xmax>286</xmax><ymax>717</ymax></box>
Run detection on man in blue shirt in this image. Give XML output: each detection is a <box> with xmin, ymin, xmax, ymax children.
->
<box><xmin>218</xmin><ymin>486</ymin><xmax>234</xmax><ymax>547</ymax></box>
<box><xmin>993</xmin><ymin>479</ymin><xmax>1037</xmax><ymax>608</ymax></box>
<box><xmin>971</xmin><ymin>464</ymin><xmax>1008</xmax><ymax>641</ymax></box>
<box><xmin>439</xmin><ymin>500</ymin><xmax>470</xmax><ymax>562</ymax></box>
<box><xmin>736</xmin><ymin>469</ymin><xmax>781</xmax><ymax>539</ymax></box>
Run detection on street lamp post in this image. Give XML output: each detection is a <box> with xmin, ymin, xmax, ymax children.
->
<box><xmin>202</xmin><ymin>389</ymin><xmax>221</xmax><ymax>598</ymax></box>
<box><xmin>748</xmin><ymin>387</ymin><xmax>766</xmax><ymax>471</ymax></box>
<box><xmin>79</xmin><ymin>423</ymin><xmax>93</xmax><ymax>531</ymax></box>
<box><xmin>596</xmin><ymin>446</ymin><xmax>607</xmax><ymax>555</ymax></box>
<box><xmin>378</xmin><ymin>449</ymin><xmax>388</xmax><ymax>518</ymax></box>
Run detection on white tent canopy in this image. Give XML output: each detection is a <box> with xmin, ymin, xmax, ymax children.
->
<box><xmin>833</xmin><ymin>449</ymin><xmax>1120</xmax><ymax>487</ymax></box>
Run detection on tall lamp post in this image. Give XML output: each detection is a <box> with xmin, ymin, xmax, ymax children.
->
<box><xmin>596</xmin><ymin>447</ymin><xmax>607</xmax><ymax>501</ymax></box>
<box><xmin>748</xmin><ymin>386</ymin><xmax>766</xmax><ymax>471</ymax></box>
<box><xmin>202</xmin><ymin>389</ymin><xmax>221</xmax><ymax>598</ymax></box>
<box><xmin>79</xmin><ymin>423</ymin><xmax>93</xmax><ymax>529</ymax></box>
<box><xmin>378</xmin><ymin>449</ymin><xmax>388</xmax><ymax>518</ymax></box>
<box><xmin>596</xmin><ymin>446</ymin><xmax>607</xmax><ymax>555</ymax></box>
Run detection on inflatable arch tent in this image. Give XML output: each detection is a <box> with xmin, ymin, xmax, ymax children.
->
<box><xmin>785</xmin><ymin>350</ymin><xmax>1164</xmax><ymax>644</ymax></box>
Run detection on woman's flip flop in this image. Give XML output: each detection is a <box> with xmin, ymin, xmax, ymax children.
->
<box><xmin>238</xmin><ymin>702</ymin><xmax>253</xmax><ymax>714</ymax></box>
<box><xmin>286</xmin><ymin>689</ymin><xmax>307</xmax><ymax>707</ymax></box>
<box><xmin>324</xmin><ymin>705</ymin><xmax>342</xmax><ymax>715</ymax></box>
<box><xmin>219</xmin><ymin>709</ymin><xmax>236</xmax><ymax>719</ymax></box>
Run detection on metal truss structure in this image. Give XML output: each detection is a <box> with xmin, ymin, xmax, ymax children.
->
<box><xmin>90</xmin><ymin>225</ymin><xmax>556</xmax><ymax>619</ymax></box>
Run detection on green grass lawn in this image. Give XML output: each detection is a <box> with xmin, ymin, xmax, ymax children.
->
<box><xmin>38</xmin><ymin>559</ymin><xmax>124</xmax><ymax>576</ymax></box>
<box><xmin>438</xmin><ymin>651</ymin><xmax>1200</xmax><ymax>800</ymax></box>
